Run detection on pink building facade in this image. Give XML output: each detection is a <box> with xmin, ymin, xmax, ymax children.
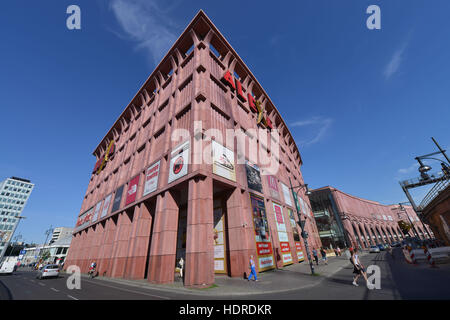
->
<box><xmin>64</xmin><ymin>11</ymin><xmax>321</xmax><ymax>288</ymax></box>
<box><xmin>309</xmin><ymin>186</ymin><xmax>433</xmax><ymax>250</ymax></box>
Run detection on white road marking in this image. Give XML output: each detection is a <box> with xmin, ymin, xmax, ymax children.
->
<box><xmin>51</xmin><ymin>287</ymin><xmax>59</xmax><ymax>292</ymax></box>
<box><xmin>82</xmin><ymin>279</ymin><xmax>170</xmax><ymax>300</ymax></box>
<box><xmin>38</xmin><ymin>283</ymin><xmax>45</xmax><ymax>287</ymax></box>
<box><xmin>67</xmin><ymin>295</ymin><xmax>78</xmax><ymax>300</ymax></box>
<box><xmin>30</xmin><ymin>280</ymin><xmax>35</xmax><ymax>283</ymax></box>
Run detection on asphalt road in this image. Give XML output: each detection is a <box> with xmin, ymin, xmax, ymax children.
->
<box><xmin>1</xmin><ymin>250</ymin><xmax>449</xmax><ymax>300</ymax></box>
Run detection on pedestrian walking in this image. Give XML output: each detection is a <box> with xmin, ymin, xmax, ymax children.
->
<box><xmin>247</xmin><ymin>255</ymin><xmax>258</xmax><ymax>281</ymax></box>
<box><xmin>320</xmin><ymin>247</ymin><xmax>328</xmax><ymax>265</ymax></box>
<box><xmin>178</xmin><ymin>257</ymin><xmax>184</xmax><ymax>279</ymax></box>
<box><xmin>350</xmin><ymin>249</ymin><xmax>369</xmax><ymax>287</ymax></box>
<box><xmin>312</xmin><ymin>248</ymin><xmax>319</xmax><ymax>265</ymax></box>
<box><xmin>337</xmin><ymin>247</ymin><xmax>341</xmax><ymax>256</ymax></box>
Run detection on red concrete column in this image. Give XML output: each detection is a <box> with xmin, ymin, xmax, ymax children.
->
<box><xmin>226</xmin><ymin>188</ymin><xmax>256</xmax><ymax>277</ymax></box>
<box><xmin>109</xmin><ymin>210</ymin><xmax>135</xmax><ymax>278</ymax></box>
<box><xmin>124</xmin><ymin>203</ymin><xmax>154</xmax><ymax>279</ymax></box>
<box><xmin>98</xmin><ymin>216</ymin><xmax>118</xmax><ymax>276</ymax></box>
<box><xmin>184</xmin><ymin>176</ymin><xmax>214</xmax><ymax>287</ymax></box>
<box><xmin>64</xmin><ymin>233</ymin><xmax>80</xmax><ymax>268</ymax></box>
<box><xmin>342</xmin><ymin>219</ymin><xmax>357</xmax><ymax>248</ymax></box>
<box><xmin>353</xmin><ymin>222</ymin><xmax>365</xmax><ymax>249</ymax></box>
<box><xmin>147</xmin><ymin>191</ymin><xmax>179</xmax><ymax>284</ymax></box>
<box><xmin>360</xmin><ymin>224</ymin><xmax>372</xmax><ymax>246</ymax></box>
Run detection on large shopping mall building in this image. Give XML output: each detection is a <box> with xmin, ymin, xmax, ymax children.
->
<box><xmin>64</xmin><ymin>10</ymin><xmax>322</xmax><ymax>287</ymax></box>
<box><xmin>309</xmin><ymin>186</ymin><xmax>434</xmax><ymax>250</ymax></box>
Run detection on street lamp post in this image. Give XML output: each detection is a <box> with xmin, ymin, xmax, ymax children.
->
<box><xmin>289</xmin><ymin>178</ymin><xmax>315</xmax><ymax>275</ymax></box>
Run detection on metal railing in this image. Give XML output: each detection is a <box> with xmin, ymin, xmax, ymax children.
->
<box><xmin>418</xmin><ymin>177</ymin><xmax>450</xmax><ymax>211</ymax></box>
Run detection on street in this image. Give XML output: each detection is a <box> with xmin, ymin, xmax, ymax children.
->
<box><xmin>0</xmin><ymin>250</ymin><xmax>449</xmax><ymax>300</ymax></box>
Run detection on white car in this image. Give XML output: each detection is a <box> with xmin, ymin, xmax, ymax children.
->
<box><xmin>369</xmin><ymin>245</ymin><xmax>380</xmax><ymax>253</ymax></box>
<box><xmin>36</xmin><ymin>264</ymin><xmax>60</xmax><ymax>279</ymax></box>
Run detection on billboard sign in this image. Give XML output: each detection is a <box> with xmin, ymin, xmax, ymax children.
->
<box><xmin>125</xmin><ymin>175</ymin><xmax>140</xmax><ymax>206</ymax></box>
<box><xmin>245</xmin><ymin>160</ymin><xmax>263</xmax><ymax>193</ymax></box>
<box><xmin>267</xmin><ymin>175</ymin><xmax>280</xmax><ymax>199</ymax></box>
<box><xmin>111</xmin><ymin>185</ymin><xmax>124</xmax><ymax>213</ymax></box>
<box><xmin>92</xmin><ymin>200</ymin><xmax>102</xmax><ymax>222</ymax></box>
<box><xmin>281</xmin><ymin>183</ymin><xmax>292</xmax><ymax>207</ymax></box>
<box><xmin>143</xmin><ymin>161</ymin><xmax>160</xmax><ymax>196</ymax></box>
<box><xmin>212</xmin><ymin>141</ymin><xmax>236</xmax><ymax>181</ymax></box>
<box><xmin>168</xmin><ymin>140</ymin><xmax>190</xmax><ymax>184</ymax></box>
<box><xmin>75</xmin><ymin>206</ymin><xmax>94</xmax><ymax>231</ymax></box>
<box><xmin>250</xmin><ymin>194</ymin><xmax>274</xmax><ymax>271</ymax></box>
<box><xmin>273</xmin><ymin>202</ymin><xmax>293</xmax><ymax>265</ymax></box>
<box><xmin>100</xmin><ymin>193</ymin><xmax>112</xmax><ymax>218</ymax></box>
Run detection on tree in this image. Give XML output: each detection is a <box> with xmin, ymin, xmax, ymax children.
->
<box><xmin>40</xmin><ymin>249</ymin><xmax>51</xmax><ymax>262</ymax></box>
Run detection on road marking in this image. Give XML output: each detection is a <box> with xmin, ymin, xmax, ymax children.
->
<box><xmin>67</xmin><ymin>295</ymin><xmax>78</xmax><ymax>300</ymax></box>
<box><xmin>30</xmin><ymin>280</ymin><xmax>35</xmax><ymax>283</ymax></box>
<box><xmin>38</xmin><ymin>283</ymin><xmax>45</xmax><ymax>287</ymax></box>
<box><xmin>82</xmin><ymin>278</ymin><xmax>170</xmax><ymax>300</ymax></box>
<box><xmin>50</xmin><ymin>287</ymin><xmax>59</xmax><ymax>292</ymax></box>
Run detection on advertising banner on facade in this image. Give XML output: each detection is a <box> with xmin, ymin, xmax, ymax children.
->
<box><xmin>267</xmin><ymin>175</ymin><xmax>280</xmax><ymax>200</ymax></box>
<box><xmin>250</xmin><ymin>194</ymin><xmax>274</xmax><ymax>271</ymax></box>
<box><xmin>0</xmin><ymin>231</ymin><xmax>12</xmax><ymax>242</ymax></box>
<box><xmin>288</xmin><ymin>208</ymin><xmax>301</xmax><ymax>242</ymax></box>
<box><xmin>75</xmin><ymin>207</ymin><xmax>94</xmax><ymax>231</ymax></box>
<box><xmin>272</xmin><ymin>202</ymin><xmax>293</xmax><ymax>265</ymax></box>
<box><xmin>92</xmin><ymin>200</ymin><xmax>102</xmax><ymax>222</ymax></box>
<box><xmin>100</xmin><ymin>193</ymin><xmax>112</xmax><ymax>218</ymax></box>
<box><xmin>295</xmin><ymin>242</ymin><xmax>305</xmax><ymax>261</ymax></box>
<box><xmin>111</xmin><ymin>185</ymin><xmax>124</xmax><ymax>213</ymax></box>
<box><xmin>143</xmin><ymin>161</ymin><xmax>160</xmax><ymax>196</ymax></box>
<box><xmin>281</xmin><ymin>182</ymin><xmax>292</xmax><ymax>207</ymax></box>
<box><xmin>212</xmin><ymin>141</ymin><xmax>236</xmax><ymax>182</ymax></box>
<box><xmin>168</xmin><ymin>140</ymin><xmax>190</xmax><ymax>184</ymax></box>
<box><xmin>125</xmin><ymin>175</ymin><xmax>140</xmax><ymax>206</ymax></box>
<box><xmin>246</xmin><ymin>160</ymin><xmax>263</xmax><ymax>193</ymax></box>
<box><xmin>213</xmin><ymin>204</ymin><xmax>227</xmax><ymax>273</ymax></box>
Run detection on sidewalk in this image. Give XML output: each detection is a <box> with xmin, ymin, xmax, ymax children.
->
<box><xmin>77</xmin><ymin>252</ymin><xmax>365</xmax><ymax>297</ymax></box>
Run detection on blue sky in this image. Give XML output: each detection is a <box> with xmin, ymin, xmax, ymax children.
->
<box><xmin>1</xmin><ymin>0</ymin><xmax>449</xmax><ymax>244</ymax></box>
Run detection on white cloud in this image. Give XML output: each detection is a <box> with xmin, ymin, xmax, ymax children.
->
<box><xmin>109</xmin><ymin>0</ymin><xmax>179</xmax><ymax>66</ymax></box>
<box><xmin>397</xmin><ymin>162</ymin><xmax>418</xmax><ymax>175</ymax></box>
<box><xmin>291</xmin><ymin>117</ymin><xmax>333</xmax><ymax>146</ymax></box>
<box><xmin>383</xmin><ymin>42</ymin><xmax>408</xmax><ymax>79</ymax></box>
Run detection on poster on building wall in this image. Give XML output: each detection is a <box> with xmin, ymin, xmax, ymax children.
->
<box><xmin>212</xmin><ymin>141</ymin><xmax>236</xmax><ymax>182</ymax></box>
<box><xmin>245</xmin><ymin>160</ymin><xmax>263</xmax><ymax>193</ymax></box>
<box><xmin>75</xmin><ymin>207</ymin><xmax>94</xmax><ymax>231</ymax></box>
<box><xmin>143</xmin><ymin>161</ymin><xmax>160</xmax><ymax>196</ymax></box>
<box><xmin>100</xmin><ymin>193</ymin><xmax>112</xmax><ymax>218</ymax></box>
<box><xmin>267</xmin><ymin>175</ymin><xmax>280</xmax><ymax>199</ymax></box>
<box><xmin>273</xmin><ymin>202</ymin><xmax>293</xmax><ymax>265</ymax></box>
<box><xmin>295</xmin><ymin>242</ymin><xmax>305</xmax><ymax>261</ymax></box>
<box><xmin>281</xmin><ymin>183</ymin><xmax>292</xmax><ymax>207</ymax></box>
<box><xmin>125</xmin><ymin>175</ymin><xmax>140</xmax><ymax>206</ymax></box>
<box><xmin>213</xmin><ymin>207</ymin><xmax>227</xmax><ymax>273</ymax></box>
<box><xmin>288</xmin><ymin>208</ymin><xmax>301</xmax><ymax>242</ymax></box>
<box><xmin>0</xmin><ymin>231</ymin><xmax>12</xmax><ymax>242</ymax></box>
<box><xmin>168</xmin><ymin>140</ymin><xmax>190</xmax><ymax>184</ymax></box>
<box><xmin>111</xmin><ymin>185</ymin><xmax>124</xmax><ymax>213</ymax></box>
<box><xmin>250</xmin><ymin>194</ymin><xmax>275</xmax><ymax>271</ymax></box>
<box><xmin>91</xmin><ymin>200</ymin><xmax>103</xmax><ymax>222</ymax></box>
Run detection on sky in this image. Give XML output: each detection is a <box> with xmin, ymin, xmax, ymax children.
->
<box><xmin>1</xmin><ymin>0</ymin><xmax>449</xmax><ymax>244</ymax></box>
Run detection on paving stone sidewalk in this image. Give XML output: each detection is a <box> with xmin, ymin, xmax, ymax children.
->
<box><xmin>79</xmin><ymin>251</ymin><xmax>366</xmax><ymax>297</ymax></box>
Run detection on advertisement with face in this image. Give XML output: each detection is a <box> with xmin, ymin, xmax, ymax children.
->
<box><xmin>250</xmin><ymin>194</ymin><xmax>274</xmax><ymax>271</ymax></box>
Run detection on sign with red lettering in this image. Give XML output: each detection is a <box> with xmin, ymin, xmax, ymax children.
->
<box><xmin>143</xmin><ymin>161</ymin><xmax>160</xmax><ymax>196</ymax></box>
<box><xmin>295</xmin><ymin>242</ymin><xmax>305</xmax><ymax>261</ymax></box>
<box><xmin>267</xmin><ymin>175</ymin><xmax>280</xmax><ymax>199</ymax></box>
<box><xmin>256</xmin><ymin>242</ymin><xmax>273</xmax><ymax>256</ymax></box>
<box><xmin>125</xmin><ymin>175</ymin><xmax>140</xmax><ymax>206</ymax></box>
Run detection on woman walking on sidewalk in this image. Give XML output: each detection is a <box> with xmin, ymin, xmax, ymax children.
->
<box><xmin>312</xmin><ymin>248</ymin><xmax>319</xmax><ymax>265</ymax></box>
<box><xmin>247</xmin><ymin>255</ymin><xmax>258</xmax><ymax>281</ymax></box>
<box><xmin>350</xmin><ymin>249</ymin><xmax>368</xmax><ymax>287</ymax></box>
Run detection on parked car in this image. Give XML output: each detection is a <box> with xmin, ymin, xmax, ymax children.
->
<box><xmin>369</xmin><ymin>245</ymin><xmax>380</xmax><ymax>253</ymax></box>
<box><xmin>36</xmin><ymin>264</ymin><xmax>60</xmax><ymax>279</ymax></box>
<box><xmin>391</xmin><ymin>242</ymin><xmax>401</xmax><ymax>247</ymax></box>
<box><xmin>377</xmin><ymin>244</ymin><xmax>386</xmax><ymax>251</ymax></box>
